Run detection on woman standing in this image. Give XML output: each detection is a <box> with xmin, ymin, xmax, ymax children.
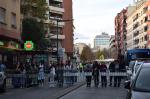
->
<box><xmin>38</xmin><ymin>62</ymin><xmax>45</xmax><ymax>87</ymax></box>
<box><xmin>49</xmin><ymin>63</ymin><xmax>56</xmax><ymax>87</ymax></box>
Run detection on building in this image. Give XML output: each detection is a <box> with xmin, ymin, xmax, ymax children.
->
<box><xmin>62</xmin><ymin>0</ymin><xmax>73</xmax><ymax>61</ymax></box>
<box><xmin>115</xmin><ymin>8</ymin><xmax>127</xmax><ymax>56</ymax></box>
<box><xmin>46</xmin><ymin>0</ymin><xmax>65</xmax><ymax>62</ymax></box>
<box><xmin>74</xmin><ymin>43</ymin><xmax>88</xmax><ymax>63</ymax></box>
<box><xmin>126</xmin><ymin>0</ymin><xmax>150</xmax><ymax>50</ymax></box>
<box><xmin>0</xmin><ymin>0</ymin><xmax>21</xmax><ymax>63</ymax></box>
<box><xmin>94</xmin><ymin>32</ymin><xmax>110</xmax><ymax>50</ymax></box>
<box><xmin>109</xmin><ymin>35</ymin><xmax>117</xmax><ymax>59</ymax></box>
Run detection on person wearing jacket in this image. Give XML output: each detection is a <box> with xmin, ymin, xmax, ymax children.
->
<box><xmin>92</xmin><ymin>61</ymin><xmax>99</xmax><ymax>87</ymax></box>
<box><xmin>100</xmin><ymin>62</ymin><xmax>107</xmax><ymax>87</ymax></box>
<box><xmin>84</xmin><ymin>63</ymin><xmax>92</xmax><ymax>87</ymax></box>
<box><xmin>109</xmin><ymin>61</ymin><xmax>115</xmax><ymax>86</ymax></box>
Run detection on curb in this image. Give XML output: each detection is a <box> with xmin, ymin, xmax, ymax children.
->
<box><xmin>53</xmin><ymin>82</ymin><xmax>85</xmax><ymax>99</ymax></box>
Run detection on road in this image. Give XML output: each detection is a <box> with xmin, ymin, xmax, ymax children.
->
<box><xmin>0</xmin><ymin>83</ymin><xmax>127</xmax><ymax>99</ymax></box>
<box><xmin>60</xmin><ymin>84</ymin><xmax>127</xmax><ymax>99</ymax></box>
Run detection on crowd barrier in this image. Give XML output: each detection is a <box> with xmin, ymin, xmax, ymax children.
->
<box><xmin>5</xmin><ymin>71</ymin><xmax>128</xmax><ymax>89</ymax></box>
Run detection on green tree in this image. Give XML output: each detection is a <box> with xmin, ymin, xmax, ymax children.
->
<box><xmin>21</xmin><ymin>0</ymin><xmax>49</xmax><ymax>20</ymax></box>
<box><xmin>22</xmin><ymin>18</ymin><xmax>49</xmax><ymax>50</ymax></box>
<box><xmin>80</xmin><ymin>46</ymin><xmax>94</xmax><ymax>62</ymax></box>
<box><xmin>95</xmin><ymin>50</ymin><xmax>104</xmax><ymax>59</ymax></box>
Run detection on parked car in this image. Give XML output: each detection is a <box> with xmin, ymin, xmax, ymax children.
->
<box><xmin>124</xmin><ymin>63</ymin><xmax>150</xmax><ymax>99</ymax></box>
<box><xmin>132</xmin><ymin>61</ymin><xmax>143</xmax><ymax>78</ymax></box>
<box><xmin>127</xmin><ymin>60</ymin><xmax>143</xmax><ymax>80</ymax></box>
<box><xmin>0</xmin><ymin>71</ymin><xmax>6</xmax><ymax>92</ymax></box>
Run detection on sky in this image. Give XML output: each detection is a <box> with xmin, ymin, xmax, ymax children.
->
<box><xmin>73</xmin><ymin>0</ymin><xmax>134</xmax><ymax>47</ymax></box>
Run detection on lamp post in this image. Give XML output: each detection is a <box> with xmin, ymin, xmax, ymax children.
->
<box><xmin>56</xmin><ymin>19</ymin><xmax>73</xmax><ymax>66</ymax></box>
<box><xmin>50</xmin><ymin>18</ymin><xmax>73</xmax><ymax>87</ymax></box>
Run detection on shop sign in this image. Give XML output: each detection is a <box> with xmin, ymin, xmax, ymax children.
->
<box><xmin>24</xmin><ymin>41</ymin><xmax>34</xmax><ymax>51</ymax></box>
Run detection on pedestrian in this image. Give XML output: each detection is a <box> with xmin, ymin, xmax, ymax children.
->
<box><xmin>0</xmin><ymin>61</ymin><xmax>6</xmax><ymax>72</ymax></box>
<box><xmin>49</xmin><ymin>63</ymin><xmax>56</xmax><ymax>87</ymax></box>
<box><xmin>92</xmin><ymin>61</ymin><xmax>99</xmax><ymax>87</ymax></box>
<box><xmin>100</xmin><ymin>62</ymin><xmax>107</xmax><ymax>87</ymax></box>
<box><xmin>114</xmin><ymin>60</ymin><xmax>120</xmax><ymax>87</ymax></box>
<box><xmin>84</xmin><ymin>63</ymin><xmax>92</xmax><ymax>87</ymax></box>
<box><xmin>109</xmin><ymin>61</ymin><xmax>115</xmax><ymax>87</ymax></box>
<box><xmin>38</xmin><ymin>61</ymin><xmax>45</xmax><ymax>87</ymax></box>
<box><xmin>57</xmin><ymin>61</ymin><xmax>64</xmax><ymax>87</ymax></box>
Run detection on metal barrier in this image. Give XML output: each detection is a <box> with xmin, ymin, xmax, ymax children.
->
<box><xmin>5</xmin><ymin>70</ymin><xmax>85</xmax><ymax>88</ymax></box>
<box><xmin>84</xmin><ymin>72</ymin><xmax>128</xmax><ymax>87</ymax></box>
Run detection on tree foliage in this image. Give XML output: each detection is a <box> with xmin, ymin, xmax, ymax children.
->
<box><xmin>80</xmin><ymin>46</ymin><xmax>95</xmax><ymax>62</ymax></box>
<box><xmin>95</xmin><ymin>50</ymin><xmax>103</xmax><ymax>59</ymax></box>
<box><xmin>95</xmin><ymin>48</ymin><xmax>110</xmax><ymax>59</ymax></box>
<box><xmin>22</xmin><ymin>18</ymin><xmax>49</xmax><ymax>50</ymax></box>
<box><xmin>21</xmin><ymin>0</ymin><xmax>49</xmax><ymax>20</ymax></box>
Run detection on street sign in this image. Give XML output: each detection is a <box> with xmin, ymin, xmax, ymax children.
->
<box><xmin>24</xmin><ymin>41</ymin><xmax>34</xmax><ymax>51</ymax></box>
<box><xmin>58</xmin><ymin>48</ymin><xmax>65</xmax><ymax>58</ymax></box>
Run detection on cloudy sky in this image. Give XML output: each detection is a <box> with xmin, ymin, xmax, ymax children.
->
<box><xmin>73</xmin><ymin>0</ymin><xmax>133</xmax><ymax>47</ymax></box>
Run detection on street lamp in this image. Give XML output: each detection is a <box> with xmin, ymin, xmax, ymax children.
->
<box><xmin>56</xmin><ymin>19</ymin><xmax>73</xmax><ymax>66</ymax></box>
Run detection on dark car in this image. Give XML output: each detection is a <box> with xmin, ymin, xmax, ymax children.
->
<box><xmin>125</xmin><ymin>63</ymin><xmax>150</xmax><ymax>99</ymax></box>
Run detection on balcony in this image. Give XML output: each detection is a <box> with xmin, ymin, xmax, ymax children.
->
<box><xmin>53</xmin><ymin>0</ymin><xmax>63</xmax><ymax>2</ymax></box>
<box><xmin>50</xmin><ymin>20</ymin><xmax>65</xmax><ymax>27</ymax></box>
<box><xmin>49</xmin><ymin>34</ymin><xmax>65</xmax><ymax>40</ymax></box>
<box><xmin>49</xmin><ymin>6</ymin><xmax>64</xmax><ymax>14</ymax></box>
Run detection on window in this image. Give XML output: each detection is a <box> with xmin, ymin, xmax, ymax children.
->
<box><xmin>144</xmin><ymin>16</ymin><xmax>148</xmax><ymax>22</ymax></box>
<box><xmin>11</xmin><ymin>12</ymin><xmax>16</xmax><ymax>28</ymax></box>
<box><xmin>144</xmin><ymin>25</ymin><xmax>148</xmax><ymax>32</ymax></box>
<box><xmin>0</xmin><ymin>7</ymin><xmax>6</xmax><ymax>23</ymax></box>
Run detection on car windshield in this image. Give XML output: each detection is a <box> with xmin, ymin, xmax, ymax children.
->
<box><xmin>134</xmin><ymin>67</ymin><xmax>150</xmax><ymax>92</ymax></box>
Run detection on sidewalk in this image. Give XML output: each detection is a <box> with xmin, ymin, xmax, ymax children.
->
<box><xmin>0</xmin><ymin>81</ymin><xmax>85</xmax><ymax>99</ymax></box>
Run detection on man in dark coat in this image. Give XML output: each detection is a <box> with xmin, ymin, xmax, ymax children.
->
<box><xmin>109</xmin><ymin>61</ymin><xmax>115</xmax><ymax>86</ymax></box>
<box><xmin>92</xmin><ymin>61</ymin><xmax>99</xmax><ymax>87</ymax></box>
<box><xmin>100</xmin><ymin>62</ymin><xmax>107</xmax><ymax>87</ymax></box>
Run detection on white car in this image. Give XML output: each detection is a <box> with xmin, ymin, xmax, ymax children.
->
<box><xmin>0</xmin><ymin>72</ymin><xmax>6</xmax><ymax>92</ymax></box>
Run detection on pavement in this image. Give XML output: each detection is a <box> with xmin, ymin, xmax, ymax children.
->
<box><xmin>0</xmin><ymin>82</ymin><xmax>85</xmax><ymax>99</ymax></box>
<box><xmin>60</xmin><ymin>82</ymin><xmax>127</xmax><ymax>99</ymax></box>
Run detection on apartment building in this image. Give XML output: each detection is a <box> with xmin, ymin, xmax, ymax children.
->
<box><xmin>115</xmin><ymin>9</ymin><xmax>127</xmax><ymax>56</ymax></box>
<box><xmin>62</xmin><ymin>0</ymin><xmax>73</xmax><ymax>61</ymax></box>
<box><xmin>0</xmin><ymin>0</ymin><xmax>21</xmax><ymax>62</ymax></box>
<box><xmin>46</xmin><ymin>0</ymin><xmax>65</xmax><ymax>61</ymax></box>
<box><xmin>126</xmin><ymin>0</ymin><xmax>150</xmax><ymax>50</ymax></box>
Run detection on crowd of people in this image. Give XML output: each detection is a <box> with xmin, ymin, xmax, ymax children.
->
<box><xmin>0</xmin><ymin>59</ymin><xmax>126</xmax><ymax>89</ymax></box>
<box><xmin>84</xmin><ymin>60</ymin><xmax>126</xmax><ymax>88</ymax></box>
<box><xmin>0</xmin><ymin>60</ymin><xmax>79</xmax><ymax>88</ymax></box>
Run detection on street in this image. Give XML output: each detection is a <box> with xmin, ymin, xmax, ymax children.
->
<box><xmin>0</xmin><ymin>82</ymin><xmax>127</xmax><ymax>99</ymax></box>
<box><xmin>60</xmin><ymin>83</ymin><xmax>127</xmax><ymax>99</ymax></box>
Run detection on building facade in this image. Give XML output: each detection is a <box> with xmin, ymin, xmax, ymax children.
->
<box><xmin>62</xmin><ymin>0</ymin><xmax>73</xmax><ymax>61</ymax></box>
<box><xmin>126</xmin><ymin>0</ymin><xmax>150</xmax><ymax>50</ymax></box>
<box><xmin>94</xmin><ymin>32</ymin><xmax>110</xmax><ymax>50</ymax></box>
<box><xmin>73</xmin><ymin>43</ymin><xmax>87</xmax><ymax>63</ymax></box>
<box><xmin>0</xmin><ymin>0</ymin><xmax>21</xmax><ymax>63</ymax></box>
<box><xmin>115</xmin><ymin>8</ymin><xmax>127</xmax><ymax>56</ymax></box>
<box><xmin>109</xmin><ymin>35</ymin><xmax>117</xmax><ymax>59</ymax></box>
<box><xmin>46</xmin><ymin>0</ymin><xmax>65</xmax><ymax>62</ymax></box>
